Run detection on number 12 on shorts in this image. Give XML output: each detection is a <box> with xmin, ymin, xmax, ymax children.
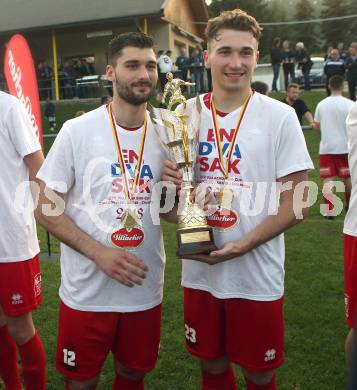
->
<box><xmin>185</xmin><ymin>324</ymin><xmax>197</xmax><ymax>343</ymax></box>
<box><xmin>63</xmin><ymin>348</ymin><xmax>76</xmax><ymax>366</ymax></box>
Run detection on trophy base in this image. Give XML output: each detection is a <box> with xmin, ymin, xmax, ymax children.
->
<box><xmin>176</xmin><ymin>226</ymin><xmax>217</xmax><ymax>257</ymax></box>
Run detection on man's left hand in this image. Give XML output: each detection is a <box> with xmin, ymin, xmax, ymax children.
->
<box><xmin>181</xmin><ymin>241</ymin><xmax>245</xmax><ymax>264</ymax></box>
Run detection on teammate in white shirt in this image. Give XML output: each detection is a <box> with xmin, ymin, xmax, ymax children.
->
<box><xmin>344</xmin><ymin>101</ymin><xmax>357</xmax><ymax>368</ymax></box>
<box><xmin>313</xmin><ymin>75</ymin><xmax>354</xmax><ymax>218</ymax></box>
<box><xmin>0</xmin><ymin>92</ymin><xmax>46</xmax><ymax>389</ymax></box>
<box><xmin>157</xmin><ymin>50</ymin><xmax>173</xmax><ymax>90</ymax></box>
<box><xmin>36</xmin><ymin>32</ymin><xmax>167</xmax><ymax>390</ymax></box>
<box><xmin>163</xmin><ymin>9</ymin><xmax>313</xmax><ymax>389</ymax></box>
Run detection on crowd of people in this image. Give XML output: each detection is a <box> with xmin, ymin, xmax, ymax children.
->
<box><xmin>1</xmin><ymin>8</ymin><xmax>357</xmax><ymax>390</ymax></box>
<box><xmin>36</xmin><ymin>58</ymin><xmax>97</xmax><ymax>100</ymax></box>
<box><xmin>157</xmin><ymin>46</ymin><xmax>211</xmax><ymax>93</ymax></box>
<box><xmin>270</xmin><ymin>39</ymin><xmax>357</xmax><ymax>101</ymax></box>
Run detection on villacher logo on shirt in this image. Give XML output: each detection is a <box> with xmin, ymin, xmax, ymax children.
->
<box><xmin>207</xmin><ymin>207</ymin><xmax>239</xmax><ymax>230</ymax></box>
<box><xmin>110</xmin><ymin>227</ymin><xmax>145</xmax><ymax>249</ymax></box>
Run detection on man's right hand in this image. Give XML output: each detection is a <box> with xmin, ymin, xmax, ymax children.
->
<box><xmin>162</xmin><ymin>160</ymin><xmax>183</xmax><ymax>189</ymax></box>
<box><xmin>94</xmin><ymin>247</ymin><xmax>149</xmax><ymax>288</ymax></box>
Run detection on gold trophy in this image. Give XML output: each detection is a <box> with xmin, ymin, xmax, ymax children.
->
<box><xmin>150</xmin><ymin>73</ymin><xmax>217</xmax><ymax>257</ymax></box>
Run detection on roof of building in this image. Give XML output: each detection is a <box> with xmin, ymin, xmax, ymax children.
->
<box><xmin>0</xmin><ymin>0</ymin><xmax>168</xmax><ymax>34</ymax></box>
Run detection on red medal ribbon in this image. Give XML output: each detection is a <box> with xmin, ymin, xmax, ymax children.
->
<box><xmin>210</xmin><ymin>91</ymin><xmax>252</xmax><ymax>179</ymax></box>
<box><xmin>108</xmin><ymin>103</ymin><xmax>147</xmax><ymax>201</ymax></box>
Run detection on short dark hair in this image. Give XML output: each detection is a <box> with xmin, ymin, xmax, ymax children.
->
<box><xmin>329</xmin><ymin>75</ymin><xmax>344</xmax><ymax>90</ymax></box>
<box><xmin>205</xmin><ymin>9</ymin><xmax>262</xmax><ymax>43</ymax></box>
<box><xmin>251</xmin><ymin>81</ymin><xmax>268</xmax><ymax>95</ymax></box>
<box><xmin>287</xmin><ymin>83</ymin><xmax>300</xmax><ymax>91</ymax></box>
<box><xmin>108</xmin><ymin>32</ymin><xmax>154</xmax><ymax>65</ymax></box>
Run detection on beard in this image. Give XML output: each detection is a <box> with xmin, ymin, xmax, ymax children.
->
<box><xmin>114</xmin><ymin>78</ymin><xmax>155</xmax><ymax>106</ymax></box>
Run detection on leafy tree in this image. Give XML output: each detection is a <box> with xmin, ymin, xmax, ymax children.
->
<box><xmin>345</xmin><ymin>0</ymin><xmax>357</xmax><ymax>45</ymax></box>
<box><xmin>321</xmin><ymin>0</ymin><xmax>349</xmax><ymax>47</ymax></box>
<box><xmin>293</xmin><ymin>0</ymin><xmax>319</xmax><ymax>51</ymax></box>
<box><xmin>208</xmin><ymin>0</ymin><xmax>269</xmax><ymax>21</ymax></box>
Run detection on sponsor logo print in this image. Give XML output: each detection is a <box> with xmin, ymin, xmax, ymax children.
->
<box><xmin>11</xmin><ymin>293</ymin><xmax>23</xmax><ymax>305</ymax></box>
<box><xmin>207</xmin><ymin>207</ymin><xmax>239</xmax><ymax>230</ymax></box>
<box><xmin>34</xmin><ymin>273</ymin><xmax>42</xmax><ymax>297</ymax></box>
<box><xmin>264</xmin><ymin>349</ymin><xmax>276</xmax><ymax>362</ymax></box>
<box><xmin>185</xmin><ymin>324</ymin><xmax>197</xmax><ymax>344</ymax></box>
<box><xmin>110</xmin><ymin>227</ymin><xmax>145</xmax><ymax>249</ymax></box>
<box><xmin>111</xmin><ymin>163</ymin><xmax>122</xmax><ymax>177</ymax></box>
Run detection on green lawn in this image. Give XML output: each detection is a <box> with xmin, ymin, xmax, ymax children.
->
<box><xmin>4</xmin><ymin>91</ymin><xmax>350</xmax><ymax>389</ymax></box>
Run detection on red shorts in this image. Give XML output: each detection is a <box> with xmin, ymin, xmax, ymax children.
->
<box><xmin>184</xmin><ymin>288</ymin><xmax>284</xmax><ymax>372</ymax></box>
<box><xmin>56</xmin><ymin>301</ymin><xmax>162</xmax><ymax>381</ymax></box>
<box><xmin>344</xmin><ymin>234</ymin><xmax>357</xmax><ymax>328</ymax></box>
<box><xmin>320</xmin><ymin>154</ymin><xmax>350</xmax><ymax>179</ymax></box>
<box><xmin>0</xmin><ymin>255</ymin><xmax>42</xmax><ymax>316</ymax></box>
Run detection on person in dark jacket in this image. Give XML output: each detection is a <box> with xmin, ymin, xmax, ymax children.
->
<box><xmin>175</xmin><ymin>47</ymin><xmax>190</xmax><ymax>81</ymax></box>
<box><xmin>324</xmin><ymin>48</ymin><xmax>345</xmax><ymax>96</ymax></box>
<box><xmin>44</xmin><ymin>97</ymin><xmax>56</xmax><ymax>131</ymax></box>
<box><xmin>281</xmin><ymin>40</ymin><xmax>295</xmax><ymax>91</ymax></box>
<box><xmin>295</xmin><ymin>42</ymin><xmax>312</xmax><ymax>91</ymax></box>
<box><xmin>346</xmin><ymin>42</ymin><xmax>357</xmax><ymax>101</ymax></box>
<box><xmin>270</xmin><ymin>37</ymin><xmax>282</xmax><ymax>91</ymax></box>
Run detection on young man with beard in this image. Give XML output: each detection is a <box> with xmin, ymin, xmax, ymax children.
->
<box><xmin>281</xmin><ymin>83</ymin><xmax>313</xmax><ymax>126</ymax></box>
<box><xmin>0</xmin><ymin>92</ymin><xmax>46</xmax><ymax>390</ymax></box>
<box><xmin>163</xmin><ymin>9</ymin><xmax>313</xmax><ymax>389</ymax></box>
<box><xmin>35</xmin><ymin>32</ymin><xmax>167</xmax><ymax>389</ymax></box>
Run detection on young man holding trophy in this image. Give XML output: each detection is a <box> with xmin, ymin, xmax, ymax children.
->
<box><xmin>35</xmin><ymin>32</ymin><xmax>168</xmax><ymax>389</ymax></box>
<box><xmin>162</xmin><ymin>9</ymin><xmax>313</xmax><ymax>390</ymax></box>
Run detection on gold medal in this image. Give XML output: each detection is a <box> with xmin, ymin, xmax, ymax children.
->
<box><xmin>122</xmin><ymin>208</ymin><xmax>140</xmax><ymax>230</ymax></box>
<box><xmin>214</xmin><ymin>187</ymin><xmax>234</xmax><ymax>207</ymax></box>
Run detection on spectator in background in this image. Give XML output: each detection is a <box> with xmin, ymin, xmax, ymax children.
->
<box><xmin>295</xmin><ymin>42</ymin><xmax>312</xmax><ymax>91</ymax></box>
<box><xmin>281</xmin><ymin>83</ymin><xmax>313</xmax><ymax>126</ymax></box>
<box><xmin>325</xmin><ymin>45</ymin><xmax>334</xmax><ymax>61</ymax></box>
<box><xmin>157</xmin><ymin>49</ymin><xmax>173</xmax><ymax>90</ymax></box>
<box><xmin>270</xmin><ymin>37</ymin><xmax>282</xmax><ymax>92</ymax></box>
<box><xmin>312</xmin><ymin>75</ymin><xmax>353</xmax><ymax>218</ymax></box>
<box><xmin>44</xmin><ymin>97</ymin><xmax>56</xmax><ymax>131</ymax></box>
<box><xmin>79</xmin><ymin>58</ymin><xmax>93</xmax><ymax>77</ymax></box>
<box><xmin>190</xmin><ymin>47</ymin><xmax>204</xmax><ymax>93</ymax></box>
<box><xmin>251</xmin><ymin>80</ymin><xmax>269</xmax><ymax>95</ymax></box>
<box><xmin>338</xmin><ymin>42</ymin><xmax>348</xmax><ymax>61</ymax></box>
<box><xmin>61</xmin><ymin>61</ymin><xmax>78</xmax><ymax>99</ymax></box>
<box><xmin>37</xmin><ymin>61</ymin><xmax>53</xmax><ymax>100</ymax></box>
<box><xmin>346</xmin><ymin>42</ymin><xmax>357</xmax><ymax>101</ymax></box>
<box><xmin>100</xmin><ymin>95</ymin><xmax>112</xmax><ymax>105</ymax></box>
<box><xmin>74</xmin><ymin>110</ymin><xmax>86</xmax><ymax>117</ymax></box>
<box><xmin>324</xmin><ymin>48</ymin><xmax>345</xmax><ymax>96</ymax></box>
<box><xmin>175</xmin><ymin>47</ymin><xmax>190</xmax><ymax>81</ymax></box>
<box><xmin>155</xmin><ymin>91</ymin><xmax>167</xmax><ymax>108</ymax></box>
<box><xmin>281</xmin><ymin>40</ymin><xmax>295</xmax><ymax>91</ymax></box>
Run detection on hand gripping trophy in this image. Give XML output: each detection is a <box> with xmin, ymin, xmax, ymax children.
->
<box><xmin>150</xmin><ymin>73</ymin><xmax>216</xmax><ymax>257</ymax></box>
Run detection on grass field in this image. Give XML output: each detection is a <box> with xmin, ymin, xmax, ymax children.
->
<box><xmin>2</xmin><ymin>91</ymin><xmax>350</xmax><ymax>389</ymax></box>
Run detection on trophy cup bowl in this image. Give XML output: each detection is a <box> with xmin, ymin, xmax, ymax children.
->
<box><xmin>150</xmin><ymin>74</ymin><xmax>217</xmax><ymax>257</ymax></box>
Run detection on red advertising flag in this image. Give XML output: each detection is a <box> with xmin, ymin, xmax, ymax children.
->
<box><xmin>4</xmin><ymin>34</ymin><xmax>44</xmax><ymax>149</ymax></box>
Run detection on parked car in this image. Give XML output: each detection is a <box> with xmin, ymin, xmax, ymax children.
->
<box><xmin>295</xmin><ymin>56</ymin><xmax>326</xmax><ymax>89</ymax></box>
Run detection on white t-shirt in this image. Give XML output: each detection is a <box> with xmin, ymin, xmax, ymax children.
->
<box><xmin>0</xmin><ymin>92</ymin><xmax>41</xmax><ymax>262</ymax></box>
<box><xmin>157</xmin><ymin>55</ymin><xmax>173</xmax><ymax>74</ymax></box>
<box><xmin>181</xmin><ymin>92</ymin><xmax>314</xmax><ymax>301</ymax></box>
<box><xmin>344</xmin><ymin>102</ymin><xmax>357</xmax><ymax>236</ymax></box>
<box><xmin>314</xmin><ymin>96</ymin><xmax>354</xmax><ymax>154</ymax></box>
<box><xmin>37</xmin><ymin>105</ymin><xmax>167</xmax><ymax>312</ymax></box>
